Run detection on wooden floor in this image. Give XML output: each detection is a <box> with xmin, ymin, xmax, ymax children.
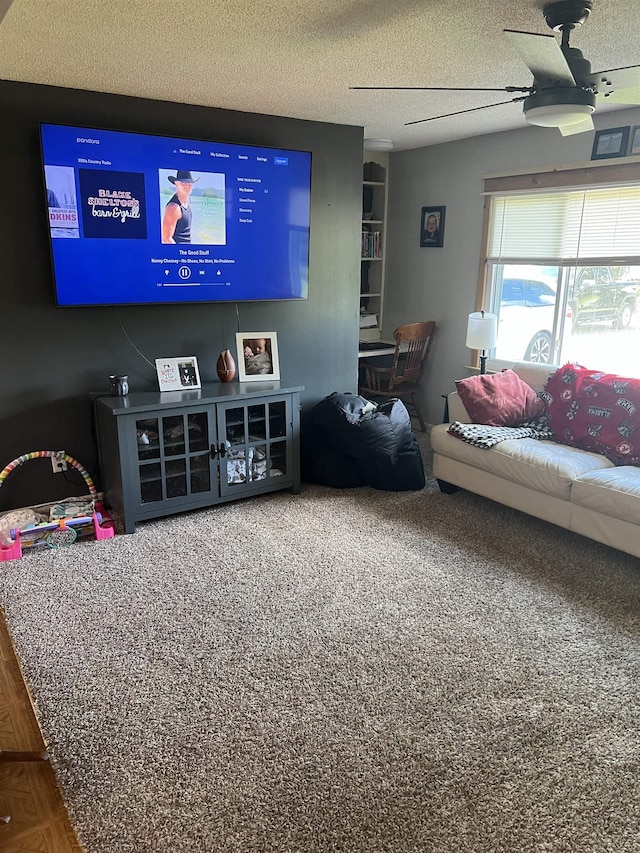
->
<box><xmin>0</xmin><ymin>611</ymin><xmax>83</xmax><ymax>852</ymax></box>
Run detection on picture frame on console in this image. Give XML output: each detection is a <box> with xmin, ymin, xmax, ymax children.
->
<box><xmin>236</xmin><ymin>332</ymin><xmax>280</xmax><ymax>382</ymax></box>
<box><xmin>155</xmin><ymin>356</ymin><xmax>201</xmax><ymax>392</ymax></box>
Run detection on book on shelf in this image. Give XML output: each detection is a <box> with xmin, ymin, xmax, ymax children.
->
<box><xmin>361</xmin><ymin>230</ymin><xmax>382</xmax><ymax>259</ymax></box>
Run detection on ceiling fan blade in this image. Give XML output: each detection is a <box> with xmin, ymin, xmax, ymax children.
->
<box><xmin>349</xmin><ymin>85</ymin><xmax>531</xmax><ymax>93</ymax></box>
<box><xmin>601</xmin><ymin>87</ymin><xmax>640</xmax><ymax>105</ymax></box>
<box><xmin>405</xmin><ymin>98</ymin><xmax>526</xmax><ymax>126</ymax></box>
<box><xmin>503</xmin><ymin>29</ymin><xmax>576</xmax><ymax>85</ymax></box>
<box><xmin>558</xmin><ymin>116</ymin><xmax>595</xmax><ymax>136</ymax></box>
<box><xmin>588</xmin><ymin>65</ymin><xmax>640</xmax><ymax>104</ymax></box>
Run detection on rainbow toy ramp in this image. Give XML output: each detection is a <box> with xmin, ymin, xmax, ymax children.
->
<box><xmin>0</xmin><ymin>451</ymin><xmax>115</xmax><ymax>562</ymax></box>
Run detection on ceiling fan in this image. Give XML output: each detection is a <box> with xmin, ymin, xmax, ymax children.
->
<box><xmin>351</xmin><ymin>0</ymin><xmax>640</xmax><ymax>135</ymax></box>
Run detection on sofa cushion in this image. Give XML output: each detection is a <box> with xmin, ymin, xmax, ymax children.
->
<box><xmin>571</xmin><ymin>466</ymin><xmax>640</xmax><ymax>525</ymax></box>
<box><xmin>512</xmin><ymin>362</ymin><xmax>559</xmax><ymax>395</ymax></box>
<box><xmin>454</xmin><ymin>369</ymin><xmax>546</xmax><ymax>427</ymax></box>
<box><xmin>543</xmin><ymin>363</ymin><xmax>640</xmax><ymax>465</ymax></box>
<box><xmin>430</xmin><ymin>424</ymin><xmax>613</xmax><ymax>500</ymax></box>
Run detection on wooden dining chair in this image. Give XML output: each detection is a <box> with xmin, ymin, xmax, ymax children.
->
<box><xmin>358</xmin><ymin>320</ymin><xmax>437</xmax><ymax>432</ymax></box>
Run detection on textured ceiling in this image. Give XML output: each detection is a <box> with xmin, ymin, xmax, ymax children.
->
<box><xmin>0</xmin><ymin>0</ymin><xmax>639</xmax><ymax>151</ymax></box>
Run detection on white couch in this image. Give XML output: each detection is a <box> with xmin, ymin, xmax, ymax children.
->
<box><xmin>431</xmin><ymin>362</ymin><xmax>640</xmax><ymax>559</ymax></box>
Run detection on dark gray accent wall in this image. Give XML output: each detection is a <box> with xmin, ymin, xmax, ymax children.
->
<box><xmin>0</xmin><ymin>80</ymin><xmax>363</xmax><ymax>511</ymax></box>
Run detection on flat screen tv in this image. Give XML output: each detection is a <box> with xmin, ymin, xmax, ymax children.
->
<box><xmin>39</xmin><ymin>123</ymin><xmax>311</xmax><ymax>307</ymax></box>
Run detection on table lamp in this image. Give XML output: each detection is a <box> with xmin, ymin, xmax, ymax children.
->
<box><xmin>466</xmin><ymin>310</ymin><xmax>498</xmax><ymax>374</ymax></box>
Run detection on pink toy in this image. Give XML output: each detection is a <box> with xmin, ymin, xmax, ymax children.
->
<box><xmin>0</xmin><ymin>451</ymin><xmax>115</xmax><ymax>561</ymax></box>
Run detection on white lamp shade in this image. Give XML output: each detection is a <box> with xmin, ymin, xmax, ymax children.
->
<box><xmin>466</xmin><ymin>311</ymin><xmax>498</xmax><ymax>351</ymax></box>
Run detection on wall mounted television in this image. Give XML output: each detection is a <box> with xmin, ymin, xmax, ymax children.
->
<box><xmin>39</xmin><ymin>123</ymin><xmax>312</xmax><ymax>307</ymax></box>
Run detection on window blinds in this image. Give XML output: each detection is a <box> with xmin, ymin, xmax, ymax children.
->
<box><xmin>488</xmin><ymin>186</ymin><xmax>640</xmax><ymax>263</ymax></box>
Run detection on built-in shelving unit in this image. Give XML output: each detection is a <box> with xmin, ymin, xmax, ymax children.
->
<box><xmin>360</xmin><ymin>152</ymin><xmax>388</xmax><ymax>343</ymax></box>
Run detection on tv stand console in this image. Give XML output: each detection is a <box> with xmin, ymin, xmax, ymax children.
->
<box><xmin>93</xmin><ymin>382</ymin><xmax>303</xmax><ymax>533</ymax></box>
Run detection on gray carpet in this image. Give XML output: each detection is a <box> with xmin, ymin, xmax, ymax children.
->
<box><xmin>2</xmin><ymin>432</ymin><xmax>640</xmax><ymax>852</ymax></box>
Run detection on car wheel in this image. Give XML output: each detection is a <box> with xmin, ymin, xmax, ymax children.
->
<box><xmin>524</xmin><ymin>331</ymin><xmax>552</xmax><ymax>363</ymax></box>
<box><xmin>616</xmin><ymin>301</ymin><xmax>633</xmax><ymax>329</ymax></box>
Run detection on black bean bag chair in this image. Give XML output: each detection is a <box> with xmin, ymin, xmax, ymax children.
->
<box><xmin>303</xmin><ymin>392</ymin><xmax>425</xmax><ymax>491</ymax></box>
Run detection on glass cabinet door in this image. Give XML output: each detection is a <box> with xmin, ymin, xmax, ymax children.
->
<box><xmin>219</xmin><ymin>398</ymin><xmax>290</xmax><ymax>495</ymax></box>
<box><xmin>134</xmin><ymin>409</ymin><xmax>214</xmax><ymax>505</ymax></box>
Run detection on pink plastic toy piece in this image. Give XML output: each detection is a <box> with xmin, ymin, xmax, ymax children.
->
<box><xmin>93</xmin><ymin>503</ymin><xmax>116</xmax><ymax>541</ymax></box>
<box><xmin>0</xmin><ymin>531</ymin><xmax>22</xmax><ymax>562</ymax></box>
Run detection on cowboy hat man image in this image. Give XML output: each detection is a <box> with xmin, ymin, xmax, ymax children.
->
<box><xmin>162</xmin><ymin>170</ymin><xmax>199</xmax><ymax>243</ymax></box>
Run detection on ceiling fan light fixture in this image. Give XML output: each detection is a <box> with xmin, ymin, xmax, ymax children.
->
<box><xmin>364</xmin><ymin>138</ymin><xmax>394</xmax><ymax>151</ymax></box>
<box><xmin>525</xmin><ymin>101</ymin><xmax>594</xmax><ymax>127</ymax></box>
<box><xmin>523</xmin><ymin>87</ymin><xmax>596</xmax><ymax>128</ymax></box>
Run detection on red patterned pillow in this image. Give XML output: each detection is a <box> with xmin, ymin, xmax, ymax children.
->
<box><xmin>455</xmin><ymin>369</ymin><xmax>546</xmax><ymax>426</ymax></box>
<box><xmin>543</xmin><ymin>363</ymin><xmax>640</xmax><ymax>464</ymax></box>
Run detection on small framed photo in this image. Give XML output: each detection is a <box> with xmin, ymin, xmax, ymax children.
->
<box><xmin>155</xmin><ymin>356</ymin><xmax>201</xmax><ymax>392</ymax></box>
<box><xmin>629</xmin><ymin>125</ymin><xmax>640</xmax><ymax>156</ymax></box>
<box><xmin>420</xmin><ymin>206</ymin><xmax>445</xmax><ymax>248</ymax></box>
<box><xmin>591</xmin><ymin>126</ymin><xmax>630</xmax><ymax>160</ymax></box>
<box><xmin>235</xmin><ymin>332</ymin><xmax>280</xmax><ymax>382</ymax></box>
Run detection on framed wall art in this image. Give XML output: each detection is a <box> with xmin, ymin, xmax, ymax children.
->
<box><xmin>236</xmin><ymin>332</ymin><xmax>280</xmax><ymax>382</ymax></box>
<box><xmin>629</xmin><ymin>125</ymin><xmax>640</xmax><ymax>156</ymax></box>
<box><xmin>591</xmin><ymin>126</ymin><xmax>630</xmax><ymax>160</ymax></box>
<box><xmin>420</xmin><ymin>206</ymin><xmax>445</xmax><ymax>248</ymax></box>
<box><xmin>155</xmin><ymin>356</ymin><xmax>201</xmax><ymax>392</ymax></box>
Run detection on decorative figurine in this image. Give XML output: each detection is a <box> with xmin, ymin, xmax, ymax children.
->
<box><xmin>216</xmin><ymin>349</ymin><xmax>236</xmax><ymax>382</ymax></box>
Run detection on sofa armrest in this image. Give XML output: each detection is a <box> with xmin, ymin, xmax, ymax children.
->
<box><xmin>446</xmin><ymin>391</ymin><xmax>471</xmax><ymax>423</ymax></box>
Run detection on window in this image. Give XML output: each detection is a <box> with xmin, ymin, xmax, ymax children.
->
<box><xmin>479</xmin><ymin>163</ymin><xmax>640</xmax><ymax>376</ymax></box>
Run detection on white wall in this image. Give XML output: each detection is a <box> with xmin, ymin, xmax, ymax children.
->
<box><xmin>385</xmin><ymin>106</ymin><xmax>640</xmax><ymax>425</ymax></box>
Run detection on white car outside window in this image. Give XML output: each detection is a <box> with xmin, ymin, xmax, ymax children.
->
<box><xmin>494</xmin><ymin>266</ymin><xmax>570</xmax><ymax>364</ymax></box>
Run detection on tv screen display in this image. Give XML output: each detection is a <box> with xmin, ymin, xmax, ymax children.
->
<box><xmin>40</xmin><ymin>123</ymin><xmax>311</xmax><ymax>306</ymax></box>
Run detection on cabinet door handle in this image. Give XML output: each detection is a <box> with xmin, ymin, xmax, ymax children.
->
<box><xmin>210</xmin><ymin>441</ymin><xmax>230</xmax><ymax>458</ymax></box>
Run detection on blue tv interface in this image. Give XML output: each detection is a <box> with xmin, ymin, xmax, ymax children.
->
<box><xmin>40</xmin><ymin>123</ymin><xmax>311</xmax><ymax>306</ymax></box>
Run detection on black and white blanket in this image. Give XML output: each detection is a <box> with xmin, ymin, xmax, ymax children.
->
<box><xmin>448</xmin><ymin>418</ymin><xmax>554</xmax><ymax>449</ymax></box>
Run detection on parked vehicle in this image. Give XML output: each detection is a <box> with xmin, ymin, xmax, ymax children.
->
<box><xmin>568</xmin><ymin>266</ymin><xmax>640</xmax><ymax>330</ymax></box>
<box><xmin>495</xmin><ymin>270</ymin><xmax>571</xmax><ymax>364</ymax></box>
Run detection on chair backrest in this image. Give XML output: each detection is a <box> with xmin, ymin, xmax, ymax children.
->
<box><xmin>388</xmin><ymin>321</ymin><xmax>437</xmax><ymax>389</ymax></box>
